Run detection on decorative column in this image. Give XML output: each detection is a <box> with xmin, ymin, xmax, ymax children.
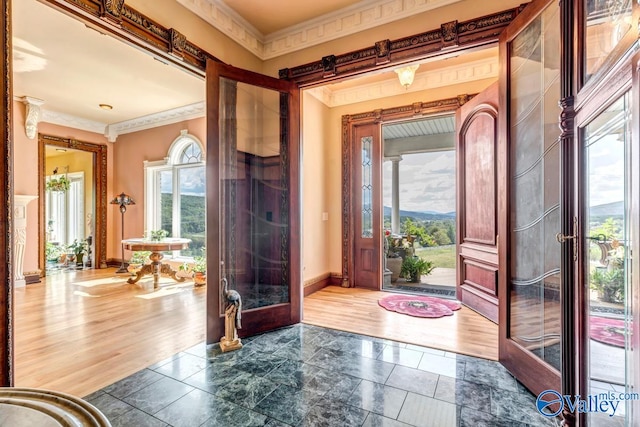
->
<box><xmin>390</xmin><ymin>156</ymin><xmax>402</xmax><ymax>234</ymax></box>
<box><xmin>14</xmin><ymin>195</ymin><xmax>38</xmax><ymax>288</ymax></box>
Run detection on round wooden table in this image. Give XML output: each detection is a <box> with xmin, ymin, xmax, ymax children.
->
<box><xmin>122</xmin><ymin>238</ymin><xmax>191</xmax><ymax>289</ymax></box>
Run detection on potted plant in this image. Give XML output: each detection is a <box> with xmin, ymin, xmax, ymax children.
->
<box><xmin>400</xmin><ymin>256</ymin><xmax>434</xmax><ymax>283</ymax></box>
<box><xmin>45</xmin><ymin>242</ymin><xmax>62</xmax><ymax>265</ymax></box>
<box><xmin>128</xmin><ymin>251</ymin><xmax>151</xmax><ymax>273</ymax></box>
<box><xmin>192</xmin><ymin>249</ymin><xmax>206</xmax><ymax>287</ymax></box>
<box><xmin>147</xmin><ymin>229</ymin><xmax>169</xmax><ymax>241</ymax></box>
<box><xmin>67</xmin><ymin>239</ymin><xmax>88</xmax><ymax>269</ymax></box>
<box><xmin>46</xmin><ymin>175</ymin><xmax>71</xmax><ymax>193</ymax></box>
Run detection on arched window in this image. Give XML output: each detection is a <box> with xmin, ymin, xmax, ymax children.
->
<box><xmin>144</xmin><ymin>130</ymin><xmax>205</xmax><ymax>257</ymax></box>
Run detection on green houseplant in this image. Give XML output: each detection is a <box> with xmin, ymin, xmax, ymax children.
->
<box><xmin>192</xmin><ymin>249</ymin><xmax>206</xmax><ymax>286</ymax></box>
<box><xmin>400</xmin><ymin>256</ymin><xmax>434</xmax><ymax>283</ymax></box>
<box><xmin>67</xmin><ymin>239</ymin><xmax>88</xmax><ymax>268</ymax></box>
<box><xmin>46</xmin><ymin>175</ymin><xmax>71</xmax><ymax>193</ymax></box>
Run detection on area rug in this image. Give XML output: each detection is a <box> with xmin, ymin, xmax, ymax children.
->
<box><xmin>378</xmin><ymin>294</ymin><xmax>461</xmax><ymax>318</ymax></box>
<box><xmin>590</xmin><ymin>316</ymin><xmax>628</xmax><ymax>348</ymax></box>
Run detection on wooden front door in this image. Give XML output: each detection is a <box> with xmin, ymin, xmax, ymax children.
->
<box><xmin>206</xmin><ymin>60</ymin><xmax>301</xmax><ymax>342</ymax></box>
<box><xmin>456</xmin><ymin>82</ymin><xmax>499</xmax><ymax>323</ymax></box>
<box><xmin>352</xmin><ymin>122</ymin><xmax>382</xmax><ymax>289</ymax></box>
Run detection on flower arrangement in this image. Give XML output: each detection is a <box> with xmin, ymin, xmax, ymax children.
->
<box><xmin>46</xmin><ymin>175</ymin><xmax>71</xmax><ymax>192</ymax></box>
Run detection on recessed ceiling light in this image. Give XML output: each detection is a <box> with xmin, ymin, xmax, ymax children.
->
<box><xmin>55</xmin><ymin>148</ymin><xmax>67</xmax><ymax>152</ymax></box>
<box><xmin>99</xmin><ymin>103</ymin><xmax>113</xmax><ymax>110</ymax></box>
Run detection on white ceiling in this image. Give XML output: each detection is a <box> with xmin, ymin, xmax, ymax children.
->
<box><xmin>12</xmin><ymin>0</ymin><xmax>498</xmax><ymax>140</ymax></box>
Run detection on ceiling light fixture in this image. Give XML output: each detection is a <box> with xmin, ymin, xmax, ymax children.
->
<box><xmin>99</xmin><ymin>103</ymin><xmax>113</xmax><ymax>110</ymax></box>
<box><xmin>394</xmin><ymin>64</ymin><xmax>419</xmax><ymax>89</ymax></box>
<box><xmin>55</xmin><ymin>148</ymin><xmax>67</xmax><ymax>152</ymax></box>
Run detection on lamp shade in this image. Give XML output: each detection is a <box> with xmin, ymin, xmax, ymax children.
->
<box><xmin>110</xmin><ymin>192</ymin><xmax>135</xmax><ymax>206</ymax></box>
<box><xmin>394</xmin><ymin>64</ymin><xmax>419</xmax><ymax>88</ymax></box>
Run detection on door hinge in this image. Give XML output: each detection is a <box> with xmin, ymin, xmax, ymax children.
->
<box><xmin>556</xmin><ymin>216</ymin><xmax>578</xmax><ymax>262</ymax></box>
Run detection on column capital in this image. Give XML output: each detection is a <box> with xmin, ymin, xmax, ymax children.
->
<box><xmin>384</xmin><ymin>155</ymin><xmax>403</xmax><ymax>163</ymax></box>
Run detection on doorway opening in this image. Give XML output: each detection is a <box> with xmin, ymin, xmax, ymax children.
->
<box><xmin>382</xmin><ymin>115</ymin><xmax>456</xmax><ymax>298</ymax></box>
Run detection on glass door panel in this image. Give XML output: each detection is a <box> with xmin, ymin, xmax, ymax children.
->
<box><xmin>584</xmin><ymin>93</ymin><xmax>632</xmax><ymax>425</ymax></box>
<box><xmin>584</xmin><ymin>0</ymin><xmax>633</xmax><ymax>82</ymax></box>
<box><xmin>219</xmin><ymin>77</ymin><xmax>289</xmax><ymax>310</ymax></box>
<box><xmin>509</xmin><ymin>2</ymin><xmax>561</xmax><ymax>370</ymax></box>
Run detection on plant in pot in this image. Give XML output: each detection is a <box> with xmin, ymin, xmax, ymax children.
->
<box><xmin>400</xmin><ymin>256</ymin><xmax>434</xmax><ymax>283</ymax></box>
<box><xmin>67</xmin><ymin>239</ymin><xmax>88</xmax><ymax>269</ymax></box>
<box><xmin>128</xmin><ymin>251</ymin><xmax>151</xmax><ymax>274</ymax></box>
<box><xmin>147</xmin><ymin>229</ymin><xmax>169</xmax><ymax>241</ymax></box>
<box><xmin>46</xmin><ymin>242</ymin><xmax>62</xmax><ymax>265</ymax></box>
<box><xmin>192</xmin><ymin>249</ymin><xmax>207</xmax><ymax>287</ymax></box>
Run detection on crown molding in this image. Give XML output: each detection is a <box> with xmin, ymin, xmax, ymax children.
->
<box><xmin>106</xmin><ymin>102</ymin><xmax>206</xmax><ymax>142</ymax></box>
<box><xmin>177</xmin><ymin>0</ymin><xmax>463</xmax><ymax>60</ymax></box>
<box><xmin>31</xmin><ymin>101</ymin><xmax>205</xmax><ymax>142</ymax></box>
<box><xmin>40</xmin><ymin>109</ymin><xmax>107</xmax><ymax>135</ymax></box>
<box><xmin>307</xmin><ymin>56</ymin><xmax>498</xmax><ymax>107</ymax></box>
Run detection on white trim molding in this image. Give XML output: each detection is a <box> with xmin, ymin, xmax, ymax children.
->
<box><xmin>177</xmin><ymin>0</ymin><xmax>463</xmax><ymax>60</ymax></box>
<box><xmin>307</xmin><ymin>56</ymin><xmax>498</xmax><ymax>107</ymax></box>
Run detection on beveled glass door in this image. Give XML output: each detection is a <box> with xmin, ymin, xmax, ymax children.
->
<box><xmin>499</xmin><ymin>0</ymin><xmax>562</xmax><ymax>396</ymax></box>
<box><xmin>206</xmin><ymin>60</ymin><xmax>301</xmax><ymax>342</ymax></box>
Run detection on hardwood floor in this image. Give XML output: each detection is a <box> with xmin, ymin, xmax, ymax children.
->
<box><xmin>13</xmin><ymin>272</ymin><xmax>497</xmax><ymax>399</ymax></box>
<box><xmin>14</xmin><ymin>268</ymin><xmax>206</xmax><ymax>398</ymax></box>
<box><xmin>302</xmin><ymin>286</ymin><xmax>498</xmax><ymax>361</ymax></box>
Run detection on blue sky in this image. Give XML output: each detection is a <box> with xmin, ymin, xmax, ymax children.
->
<box><xmin>383</xmin><ymin>150</ymin><xmax>456</xmax><ymax>213</ymax></box>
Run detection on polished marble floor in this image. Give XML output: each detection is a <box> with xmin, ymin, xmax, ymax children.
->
<box><xmin>85</xmin><ymin>324</ymin><xmax>560</xmax><ymax>427</ymax></box>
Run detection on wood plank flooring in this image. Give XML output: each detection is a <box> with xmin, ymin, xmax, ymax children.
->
<box><xmin>14</xmin><ymin>269</ymin><xmax>206</xmax><ymax>397</ymax></box>
<box><xmin>303</xmin><ymin>286</ymin><xmax>498</xmax><ymax>360</ymax></box>
<box><xmin>13</xmin><ymin>271</ymin><xmax>497</xmax><ymax>399</ymax></box>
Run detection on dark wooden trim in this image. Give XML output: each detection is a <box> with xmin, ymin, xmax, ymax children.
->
<box><xmin>559</xmin><ymin>1</ymin><xmax>577</xmax><ymax>425</ymax></box>
<box><xmin>341</xmin><ymin>95</ymin><xmax>473</xmax><ymax>287</ymax></box>
<box><xmin>38</xmin><ymin>134</ymin><xmax>109</xmax><ymax>273</ymax></box>
<box><xmin>41</xmin><ymin>0</ymin><xmax>221</xmax><ymax>76</ymax></box>
<box><xmin>24</xmin><ymin>272</ymin><xmax>41</xmax><ymax>285</ymax></box>
<box><xmin>0</xmin><ymin>0</ymin><xmax>13</xmax><ymax>388</ymax></box>
<box><xmin>279</xmin><ymin>6</ymin><xmax>527</xmax><ymax>87</ymax></box>
<box><xmin>304</xmin><ymin>273</ymin><xmax>331</xmax><ymax>297</ymax></box>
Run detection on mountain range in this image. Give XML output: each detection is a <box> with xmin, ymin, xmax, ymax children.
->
<box><xmin>383</xmin><ymin>206</ymin><xmax>455</xmax><ymax>221</ymax></box>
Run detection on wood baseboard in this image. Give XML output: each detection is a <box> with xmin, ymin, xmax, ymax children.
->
<box><xmin>304</xmin><ymin>272</ymin><xmax>342</xmax><ymax>296</ymax></box>
<box><xmin>24</xmin><ymin>271</ymin><xmax>42</xmax><ymax>284</ymax></box>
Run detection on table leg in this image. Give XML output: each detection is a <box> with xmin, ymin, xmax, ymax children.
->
<box><xmin>149</xmin><ymin>252</ymin><xmax>164</xmax><ymax>290</ymax></box>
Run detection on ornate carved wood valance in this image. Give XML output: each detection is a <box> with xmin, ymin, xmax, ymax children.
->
<box><xmin>280</xmin><ymin>5</ymin><xmax>528</xmax><ymax>86</ymax></box>
<box><xmin>43</xmin><ymin>0</ymin><xmax>221</xmax><ymax>73</ymax></box>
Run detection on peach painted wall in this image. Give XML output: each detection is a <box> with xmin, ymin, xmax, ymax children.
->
<box><xmin>110</xmin><ymin>118</ymin><xmax>206</xmax><ymax>259</ymax></box>
<box><xmin>301</xmin><ymin>92</ymin><xmax>332</xmax><ymax>282</ymax></box>
<box><xmin>13</xmin><ymin>100</ymin><xmax>112</xmax><ymax>275</ymax></box>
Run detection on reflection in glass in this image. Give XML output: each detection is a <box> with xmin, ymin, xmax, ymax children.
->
<box><xmin>584</xmin><ymin>94</ymin><xmax>630</xmax><ymax>425</ymax></box>
<box><xmin>362</xmin><ymin>136</ymin><xmax>373</xmax><ymax>238</ymax></box>
<box><xmin>509</xmin><ymin>3</ymin><xmax>561</xmax><ymax>370</ymax></box>
<box><xmin>219</xmin><ymin>77</ymin><xmax>289</xmax><ymax>311</ymax></box>
<box><xmin>584</xmin><ymin>0</ymin><xmax>633</xmax><ymax>81</ymax></box>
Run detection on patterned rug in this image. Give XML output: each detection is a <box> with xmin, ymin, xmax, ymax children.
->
<box><xmin>590</xmin><ymin>316</ymin><xmax>627</xmax><ymax>348</ymax></box>
<box><xmin>378</xmin><ymin>294</ymin><xmax>461</xmax><ymax>318</ymax></box>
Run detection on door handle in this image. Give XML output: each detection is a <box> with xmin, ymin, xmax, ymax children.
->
<box><xmin>556</xmin><ymin>217</ymin><xmax>578</xmax><ymax>261</ymax></box>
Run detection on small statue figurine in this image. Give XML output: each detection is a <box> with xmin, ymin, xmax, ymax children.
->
<box><xmin>219</xmin><ymin>276</ymin><xmax>243</xmax><ymax>352</ymax></box>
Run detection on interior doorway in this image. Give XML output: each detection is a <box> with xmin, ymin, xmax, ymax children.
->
<box><xmin>382</xmin><ymin>115</ymin><xmax>456</xmax><ymax>298</ymax></box>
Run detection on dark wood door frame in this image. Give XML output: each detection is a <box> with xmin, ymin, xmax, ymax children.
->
<box><xmin>341</xmin><ymin>95</ymin><xmax>472</xmax><ymax>287</ymax></box>
<box><xmin>38</xmin><ymin>134</ymin><xmax>108</xmax><ymax>273</ymax></box>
